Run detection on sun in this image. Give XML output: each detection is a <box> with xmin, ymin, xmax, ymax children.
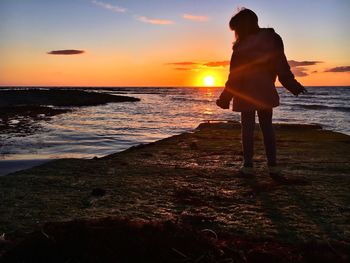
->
<box><xmin>204</xmin><ymin>75</ymin><xmax>215</xmax><ymax>87</ymax></box>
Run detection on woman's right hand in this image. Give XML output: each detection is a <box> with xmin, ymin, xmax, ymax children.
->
<box><xmin>293</xmin><ymin>86</ymin><xmax>307</xmax><ymax>96</ymax></box>
<box><xmin>216</xmin><ymin>99</ymin><xmax>230</xmax><ymax>109</ymax></box>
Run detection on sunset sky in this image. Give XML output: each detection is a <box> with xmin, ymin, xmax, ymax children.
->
<box><xmin>0</xmin><ymin>0</ymin><xmax>349</xmax><ymax>87</ymax></box>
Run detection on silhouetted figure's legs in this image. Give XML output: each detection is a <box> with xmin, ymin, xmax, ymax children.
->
<box><xmin>241</xmin><ymin>111</ymin><xmax>255</xmax><ymax>166</ymax></box>
<box><xmin>241</xmin><ymin>110</ymin><xmax>277</xmax><ymax>167</ymax></box>
<box><xmin>257</xmin><ymin>109</ymin><xmax>277</xmax><ymax>166</ymax></box>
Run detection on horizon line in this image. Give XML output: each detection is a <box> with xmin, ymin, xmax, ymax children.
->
<box><xmin>1</xmin><ymin>85</ymin><xmax>350</xmax><ymax>88</ymax></box>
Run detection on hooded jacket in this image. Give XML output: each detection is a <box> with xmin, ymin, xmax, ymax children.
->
<box><xmin>219</xmin><ymin>28</ymin><xmax>304</xmax><ymax>112</ymax></box>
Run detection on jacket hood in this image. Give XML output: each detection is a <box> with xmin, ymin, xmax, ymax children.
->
<box><xmin>233</xmin><ymin>28</ymin><xmax>277</xmax><ymax>53</ymax></box>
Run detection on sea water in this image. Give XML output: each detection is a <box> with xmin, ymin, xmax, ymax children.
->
<box><xmin>0</xmin><ymin>86</ymin><xmax>349</xmax><ymax>174</ymax></box>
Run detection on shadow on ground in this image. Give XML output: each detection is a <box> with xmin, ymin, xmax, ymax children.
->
<box><xmin>1</xmin><ymin>122</ymin><xmax>349</xmax><ymax>262</ymax></box>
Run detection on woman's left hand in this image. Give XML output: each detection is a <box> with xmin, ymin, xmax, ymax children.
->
<box><xmin>216</xmin><ymin>99</ymin><xmax>230</xmax><ymax>109</ymax></box>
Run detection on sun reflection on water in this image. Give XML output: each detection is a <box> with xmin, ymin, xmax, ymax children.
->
<box><xmin>1</xmin><ymin>87</ymin><xmax>349</xmax><ymax>162</ymax></box>
<box><xmin>205</xmin><ymin>88</ymin><xmax>214</xmax><ymax>97</ymax></box>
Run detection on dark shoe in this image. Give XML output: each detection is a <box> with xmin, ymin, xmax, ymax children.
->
<box><xmin>239</xmin><ymin>165</ymin><xmax>255</xmax><ymax>176</ymax></box>
<box><xmin>269</xmin><ymin>166</ymin><xmax>286</xmax><ymax>182</ymax></box>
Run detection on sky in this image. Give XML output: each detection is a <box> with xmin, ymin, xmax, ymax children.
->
<box><xmin>0</xmin><ymin>0</ymin><xmax>349</xmax><ymax>87</ymax></box>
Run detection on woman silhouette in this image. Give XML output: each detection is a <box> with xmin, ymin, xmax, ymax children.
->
<box><xmin>216</xmin><ymin>8</ymin><xmax>306</xmax><ymax>177</ymax></box>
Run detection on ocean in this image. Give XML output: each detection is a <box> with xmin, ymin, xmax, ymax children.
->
<box><xmin>0</xmin><ymin>86</ymin><xmax>349</xmax><ymax>175</ymax></box>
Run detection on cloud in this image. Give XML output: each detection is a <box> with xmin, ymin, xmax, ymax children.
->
<box><xmin>288</xmin><ymin>60</ymin><xmax>322</xmax><ymax>67</ymax></box>
<box><xmin>183</xmin><ymin>13</ymin><xmax>209</xmax><ymax>22</ymax></box>
<box><xmin>136</xmin><ymin>16</ymin><xmax>174</xmax><ymax>25</ymax></box>
<box><xmin>287</xmin><ymin>60</ymin><xmax>322</xmax><ymax>77</ymax></box>
<box><xmin>174</xmin><ymin>68</ymin><xmax>192</xmax><ymax>71</ymax></box>
<box><xmin>167</xmin><ymin>59</ymin><xmax>323</xmax><ymax>76</ymax></box>
<box><xmin>91</xmin><ymin>0</ymin><xmax>126</xmax><ymax>13</ymax></box>
<box><xmin>166</xmin><ymin>62</ymin><xmax>198</xmax><ymax>66</ymax></box>
<box><xmin>204</xmin><ymin>61</ymin><xmax>230</xmax><ymax>67</ymax></box>
<box><xmin>47</xmin><ymin>50</ymin><xmax>85</xmax><ymax>55</ymax></box>
<box><xmin>91</xmin><ymin>1</ymin><xmax>176</xmax><ymax>26</ymax></box>
<box><xmin>325</xmin><ymin>66</ymin><xmax>350</xmax><ymax>73</ymax></box>
<box><xmin>166</xmin><ymin>60</ymin><xmax>230</xmax><ymax>71</ymax></box>
<box><xmin>291</xmin><ymin>67</ymin><xmax>309</xmax><ymax>77</ymax></box>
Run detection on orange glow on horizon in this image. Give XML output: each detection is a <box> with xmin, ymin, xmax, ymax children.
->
<box><xmin>0</xmin><ymin>1</ymin><xmax>349</xmax><ymax>87</ymax></box>
<box><xmin>0</xmin><ymin>45</ymin><xmax>348</xmax><ymax>87</ymax></box>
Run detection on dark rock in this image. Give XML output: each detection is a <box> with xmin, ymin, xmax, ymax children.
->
<box><xmin>0</xmin><ymin>89</ymin><xmax>140</xmax><ymax>108</ymax></box>
<box><xmin>0</xmin><ymin>89</ymin><xmax>140</xmax><ymax>136</ymax></box>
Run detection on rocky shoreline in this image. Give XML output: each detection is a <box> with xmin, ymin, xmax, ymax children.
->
<box><xmin>0</xmin><ymin>122</ymin><xmax>349</xmax><ymax>262</ymax></box>
<box><xmin>0</xmin><ymin>89</ymin><xmax>140</xmax><ymax>135</ymax></box>
<box><xmin>0</xmin><ymin>89</ymin><xmax>140</xmax><ymax>107</ymax></box>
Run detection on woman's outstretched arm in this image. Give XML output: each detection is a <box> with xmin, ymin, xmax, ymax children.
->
<box><xmin>216</xmin><ymin>52</ymin><xmax>241</xmax><ymax>109</ymax></box>
<box><xmin>274</xmin><ymin>34</ymin><xmax>307</xmax><ymax>96</ymax></box>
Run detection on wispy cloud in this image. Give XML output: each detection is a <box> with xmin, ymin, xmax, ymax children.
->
<box><xmin>91</xmin><ymin>1</ymin><xmax>175</xmax><ymax>26</ymax></box>
<box><xmin>166</xmin><ymin>62</ymin><xmax>198</xmax><ymax>66</ymax></box>
<box><xmin>166</xmin><ymin>60</ymin><xmax>229</xmax><ymax>71</ymax></box>
<box><xmin>167</xmin><ymin>59</ymin><xmax>323</xmax><ymax>77</ymax></box>
<box><xmin>136</xmin><ymin>16</ymin><xmax>174</xmax><ymax>25</ymax></box>
<box><xmin>204</xmin><ymin>61</ymin><xmax>230</xmax><ymax>67</ymax></box>
<box><xmin>91</xmin><ymin>0</ymin><xmax>126</xmax><ymax>13</ymax></box>
<box><xmin>288</xmin><ymin>60</ymin><xmax>322</xmax><ymax>67</ymax></box>
<box><xmin>288</xmin><ymin>60</ymin><xmax>322</xmax><ymax>77</ymax></box>
<box><xmin>325</xmin><ymin>66</ymin><xmax>350</xmax><ymax>73</ymax></box>
<box><xmin>47</xmin><ymin>50</ymin><xmax>85</xmax><ymax>55</ymax></box>
<box><xmin>183</xmin><ymin>13</ymin><xmax>209</xmax><ymax>22</ymax></box>
<box><xmin>291</xmin><ymin>67</ymin><xmax>309</xmax><ymax>77</ymax></box>
<box><xmin>174</xmin><ymin>68</ymin><xmax>193</xmax><ymax>71</ymax></box>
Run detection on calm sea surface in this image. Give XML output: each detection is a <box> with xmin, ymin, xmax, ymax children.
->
<box><xmin>0</xmin><ymin>87</ymin><xmax>349</xmax><ymax>166</ymax></box>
